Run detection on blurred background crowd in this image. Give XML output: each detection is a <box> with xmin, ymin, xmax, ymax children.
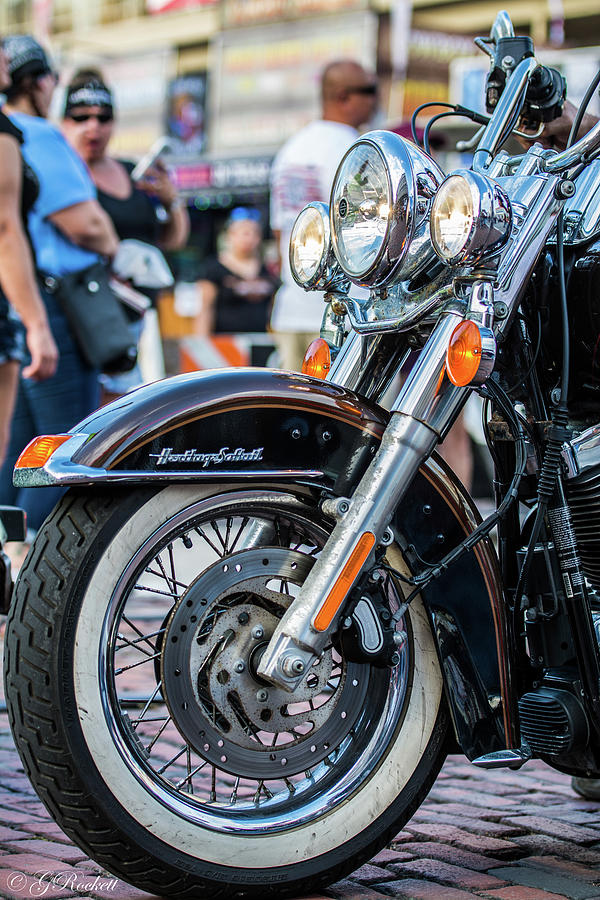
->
<box><xmin>1</xmin><ymin>0</ymin><xmax>600</xmax><ymax>539</ymax></box>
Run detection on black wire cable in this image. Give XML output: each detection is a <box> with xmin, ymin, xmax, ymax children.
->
<box><xmin>567</xmin><ymin>67</ymin><xmax>600</xmax><ymax>148</ymax></box>
<box><xmin>423</xmin><ymin>111</ymin><xmax>461</xmax><ymax>155</ymax></box>
<box><xmin>410</xmin><ymin>102</ymin><xmax>455</xmax><ymax>144</ymax></box>
<box><xmin>503</xmin><ymin>310</ymin><xmax>543</xmax><ymax>394</ymax></box>
<box><xmin>393</xmin><ymin>378</ymin><xmax>528</xmax><ymax>613</ymax></box>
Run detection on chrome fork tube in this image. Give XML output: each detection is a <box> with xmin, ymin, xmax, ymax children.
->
<box><xmin>258</xmin><ymin>312</ymin><xmax>467</xmax><ymax>691</ymax></box>
<box><xmin>327</xmin><ymin>329</ymin><xmax>363</xmax><ymax>389</ymax></box>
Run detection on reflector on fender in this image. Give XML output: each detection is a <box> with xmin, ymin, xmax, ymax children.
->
<box><xmin>302</xmin><ymin>339</ymin><xmax>331</xmax><ymax>379</ymax></box>
<box><xmin>15</xmin><ymin>434</ymin><xmax>72</xmax><ymax>470</ymax></box>
<box><xmin>446</xmin><ymin>319</ymin><xmax>496</xmax><ymax>387</ymax></box>
<box><xmin>313</xmin><ymin>531</ymin><xmax>376</xmax><ymax>632</ymax></box>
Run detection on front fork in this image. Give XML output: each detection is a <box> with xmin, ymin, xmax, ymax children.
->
<box><xmin>258</xmin><ymin>311</ymin><xmax>469</xmax><ymax>690</ymax></box>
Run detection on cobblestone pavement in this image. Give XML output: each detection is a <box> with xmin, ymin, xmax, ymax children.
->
<box><xmin>1</xmin><ymin>635</ymin><xmax>600</xmax><ymax>900</ymax></box>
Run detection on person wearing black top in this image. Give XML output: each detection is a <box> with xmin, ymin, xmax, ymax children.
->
<box><xmin>62</xmin><ymin>70</ymin><xmax>189</xmax><ymax>252</ymax></box>
<box><xmin>0</xmin><ymin>42</ymin><xmax>57</xmax><ymax>464</ymax></box>
<box><xmin>196</xmin><ymin>207</ymin><xmax>279</xmax><ymax>338</ymax></box>
<box><xmin>62</xmin><ymin>69</ymin><xmax>190</xmax><ymax>399</ymax></box>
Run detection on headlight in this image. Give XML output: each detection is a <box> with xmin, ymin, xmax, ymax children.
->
<box><xmin>331</xmin><ymin>143</ymin><xmax>390</xmax><ymax>279</ymax></box>
<box><xmin>431</xmin><ymin>171</ymin><xmax>512</xmax><ymax>265</ymax></box>
<box><xmin>330</xmin><ymin>131</ymin><xmax>444</xmax><ymax>287</ymax></box>
<box><xmin>289</xmin><ymin>202</ymin><xmax>346</xmax><ymax>291</ymax></box>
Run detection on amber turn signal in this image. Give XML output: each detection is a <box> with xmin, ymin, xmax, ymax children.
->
<box><xmin>302</xmin><ymin>339</ymin><xmax>331</xmax><ymax>379</ymax></box>
<box><xmin>15</xmin><ymin>434</ymin><xmax>72</xmax><ymax>470</ymax></box>
<box><xmin>313</xmin><ymin>531</ymin><xmax>376</xmax><ymax>632</ymax></box>
<box><xmin>446</xmin><ymin>319</ymin><xmax>497</xmax><ymax>387</ymax></box>
<box><xmin>446</xmin><ymin>320</ymin><xmax>482</xmax><ymax>386</ymax></box>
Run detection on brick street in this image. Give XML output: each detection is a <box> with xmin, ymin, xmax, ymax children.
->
<box><xmin>1</xmin><ymin>618</ymin><xmax>600</xmax><ymax>900</ymax></box>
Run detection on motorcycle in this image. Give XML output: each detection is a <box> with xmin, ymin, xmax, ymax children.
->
<box><xmin>5</xmin><ymin>11</ymin><xmax>600</xmax><ymax>897</ymax></box>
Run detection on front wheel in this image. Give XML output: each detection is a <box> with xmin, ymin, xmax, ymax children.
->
<box><xmin>5</xmin><ymin>484</ymin><xmax>448</xmax><ymax>898</ymax></box>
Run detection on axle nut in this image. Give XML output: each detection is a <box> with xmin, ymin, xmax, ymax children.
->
<box><xmin>282</xmin><ymin>656</ymin><xmax>306</xmax><ymax>677</ymax></box>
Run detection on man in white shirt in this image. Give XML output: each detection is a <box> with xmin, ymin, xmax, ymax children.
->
<box><xmin>269</xmin><ymin>60</ymin><xmax>378</xmax><ymax>371</ymax></box>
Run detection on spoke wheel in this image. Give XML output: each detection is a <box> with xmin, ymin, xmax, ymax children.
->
<box><xmin>5</xmin><ymin>484</ymin><xmax>447</xmax><ymax>898</ymax></box>
<box><xmin>104</xmin><ymin>494</ymin><xmax>406</xmax><ymax>825</ymax></box>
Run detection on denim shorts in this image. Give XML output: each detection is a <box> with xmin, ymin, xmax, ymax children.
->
<box><xmin>0</xmin><ymin>293</ymin><xmax>25</xmax><ymax>366</ymax></box>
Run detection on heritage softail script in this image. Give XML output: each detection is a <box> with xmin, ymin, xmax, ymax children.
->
<box><xmin>149</xmin><ymin>447</ymin><xmax>264</xmax><ymax>467</ymax></box>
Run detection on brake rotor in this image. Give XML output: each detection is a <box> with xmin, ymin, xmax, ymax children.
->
<box><xmin>161</xmin><ymin>546</ymin><xmax>368</xmax><ymax>778</ymax></box>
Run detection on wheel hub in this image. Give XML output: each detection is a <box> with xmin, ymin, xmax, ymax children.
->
<box><xmin>161</xmin><ymin>547</ymin><xmax>365</xmax><ymax>778</ymax></box>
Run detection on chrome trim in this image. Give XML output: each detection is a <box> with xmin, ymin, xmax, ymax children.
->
<box><xmin>542</xmin><ymin>118</ymin><xmax>600</xmax><ymax>173</ymax></box>
<box><xmin>326</xmin><ymin>329</ymin><xmax>364</xmax><ymax>388</ymax></box>
<box><xmin>468</xmin><ymin>281</ymin><xmax>495</xmax><ymax>327</ymax></box>
<box><xmin>471</xmin><ymin>326</ymin><xmax>497</xmax><ymax>385</ymax></box>
<box><xmin>389</xmin><ymin>312</ymin><xmax>466</xmax><ymax>430</ymax></box>
<box><xmin>342</xmin><ymin>276</ymin><xmax>456</xmax><ymax>335</ymax></box>
<box><xmin>472</xmin><ymin>745</ymin><xmax>531</xmax><ymax>769</ymax></box>
<box><xmin>330</xmin><ymin>131</ymin><xmax>444</xmax><ymax>287</ymax></box>
<box><xmin>557</xmin><ymin>160</ymin><xmax>600</xmax><ymax>244</ymax></box>
<box><xmin>15</xmin><ymin>467</ymin><xmax>325</xmax><ymax>487</ymax></box>
<box><xmin>564</xmin><ymin>423</ymin><xmax>600</xmax><ymax>480</ymax></box>
<box><xmin>289</xmin><ymin>202</ymin><xmax>349</xmax><ymax>292</ymax></box>
<box><xmin>456</xmin><ymin>125</ymin><xmax>486</xmax><ymax>154</ymax></box>
<box><xmin>494</xmin><ymin>174</ymin><xmax>564</xmax><ymax>331</ymax></box>
<box><xmin>320</xmin><ymin>300</ymin><xmax>346</xmax><ymax>349</ymax></box>
<box><xmin>431</xmin><ymin>170</ymin><xmax>512</xmax><ymax>266</ymax></box>
<box><xmin>473</xmin><ymin>57</ymin><xmax>539</xmax><ymax>173</ymax></box>
<box><xmin>491</xmin><ymin>10</ymin><xmax>515</xmax><ymax>40</ymax></box>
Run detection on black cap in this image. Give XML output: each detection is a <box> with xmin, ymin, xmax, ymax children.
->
<box><xmin>2</xmin><ymin>35</ymin><xmax>53</xmax><ymax>83</ymax></box>
<box><xmin>64</xmin><ymin>80</ymin><xmax>113</xmax><ymax>116</ymax></box>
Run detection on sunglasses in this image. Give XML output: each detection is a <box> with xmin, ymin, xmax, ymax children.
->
<box><xmin>229</xmin><ymin>207</ymin><xmax>262</xmax><ymax>223</ymax></box>
<box><xmin>68</xmin><ymin>112</ymin><xmax>113</xmax><ymax>124</ymax></box>
<box><xmin>348</xmin><ymin>84</ymin><xmax>378</xmax><ymax>96</ymax></box>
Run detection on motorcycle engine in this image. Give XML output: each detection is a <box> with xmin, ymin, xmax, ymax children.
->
<box><xmin>566</xmin><ymin>467</ymin><xmax>600</xmax><ymax>592</ymax></box>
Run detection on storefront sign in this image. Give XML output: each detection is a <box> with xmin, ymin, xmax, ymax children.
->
<box><xmin>146</xmin><ymin>0</ymin><xmax>217</xmax><ymax>13</ymax></box>
<box><xmin>223</xmin><ymin>0</ymin><xmax>365</xmax><ymax>26</ymax></box>
<box><xmin>210</xmin><ymin>12</ymin><xmax>377</xmax><ymax>152</ymax></box>
<box><xmin>166</xmin><ymin>73</ymin><xmax>207</xmax><ymax>154</ymax></box>
<box><xmin>171</xmin><ymin>155</ymin><xmax>273</xmax><ymax>195</ymax></box>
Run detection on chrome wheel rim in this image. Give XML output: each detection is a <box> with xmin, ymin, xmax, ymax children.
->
<box><xmin>98</xmin><ymin>491</ymin><xmax>411</xmax><ymax>834</ymax></box>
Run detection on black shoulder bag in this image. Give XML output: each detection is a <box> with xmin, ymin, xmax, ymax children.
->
<box><xmin>42</xmin><ymin>261</ymin><xmax>138</xmax><ymax>374</ymax></box>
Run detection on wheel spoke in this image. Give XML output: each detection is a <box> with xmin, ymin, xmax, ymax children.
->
<box><xmin>230</xmin><ymin>776</ymin><xmax>241</xmax><ymax>804</ymax></box>
<box><xmin>133</xmin><ymin>582</ymin><xmax>180</xmax><ymax>600</ymax></box>
<box><xmin>129</xmin><ymin>715</ymin><xmax>169</xmax><ymax>725</ymax></box>
<box><xmin>157</xmin><ymin>744</ymin><xmax>188</xmax><ymax>775</ymax></box>
<box><xmin>116</xmin><ymin>629</ymin><xmax>162</xmax><ymax>656</ymax></box>
<box><xmin>115</xmin><ymin>652</ymin><xmax>161</xmax><ymax>676</ymax></box>
<box><xmin>146</xmin><ymin>713</ymin><xmax>172</xmax><ymax>751</ymax></box>
<box><xmin>175</xmin><ymin>757</ymin><xmax>208</xmax><ymax>791</ymax></box>
<box><xmin>133</xmin><ymin>681</ymin><xmax>164</xmax><ymax>726</ymax></box>
<box><xmin>228</xmin><ymin>516</ymin><xmax>249</xmax><ymax>552</ymax></box>
<box><xmin>120</xmin><ymin>616</ymin><xmax>163</xmax><ymax>654</ymax></box>
<box><xmin>194</xmin><ymin>525</ymin><xmax>224</xmax><ymax>557</ymax></box>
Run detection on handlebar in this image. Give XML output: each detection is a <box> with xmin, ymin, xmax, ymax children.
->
<box><xmin>473</xmin><ymin>56</ymin><xmax>539</xmax><ymax>172</ymax></box>
<box><xmin>542</xmin><ymin>119</ymin><xmax>600</xmax><ymax>171</ymax></box>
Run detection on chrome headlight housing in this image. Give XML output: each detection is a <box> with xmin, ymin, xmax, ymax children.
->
<box><xmin>431</xmin><ymin>170</ymin><xmax>512</xmax><ymax>266</ymax></box>
<box><xmin>289</xmin><ymin>202</ymin><xmax>347</xmax><ymax>292</ymax></box>
<box><xmin>330</xmin><ymin>130</ymin><xmax>444</xmax><ymax>287</ymax></box>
